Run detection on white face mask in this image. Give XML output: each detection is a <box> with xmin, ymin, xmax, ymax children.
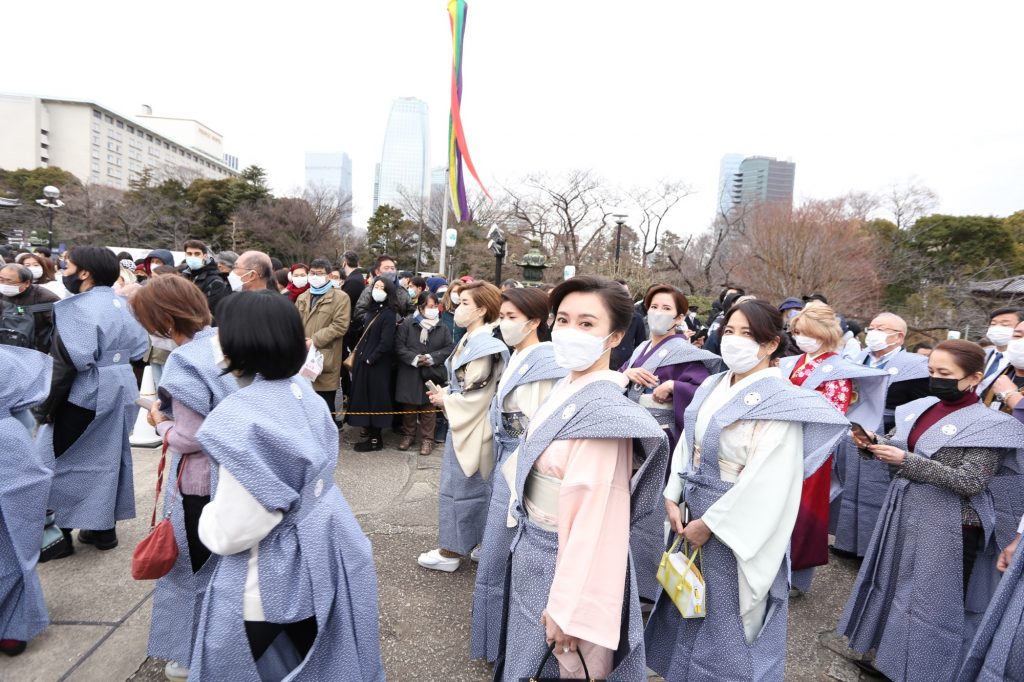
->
<box><xmin>793</xmin><ymin>334</ymin><xmax>823</xmax><ymax>355</ymax></box>
<box><xmin>647</xmin><ymin>311</ymin><xmax>677</xmax><ymax>336</ymax></box>
<box><xmin>371</xmin><ymin>289</ymin><xmax>387</xmax><ymax>303</ymax></box>
<box><xmin>987</xmin><ymin>325</ymin><xmax>1015</xmax><ymax>348</ymax></box>
<box><xmin>864</xmin><ymin>329</ymin><xmax>895</xmax><ymax>353</ymax></box>
<box><xmin>291</xmin><ymin>275</ymin><xmax>308</xmax><ymax>289</ymax></box>
<box><xmin>1005</xmin><ymin>337</ymin><xmax>1024</xmax><ymax>370</ymax></box>
<box><xmin>720</xmin><ymin>335</ymin><xmax>767</xmax><ymax>374</ymax></box>
<box><xmin>308</xmin><ymin>275</ymin><xmax>328</xmax><ymax>289</ymax></box>
<box><xmin>28</xmin><ymin>266</ymin><xmax>43</xmax><ymax>280</ymax></box>
<box><xmin>500</xmin><ymin>319</ymin><xmax>532</xmax><ymax>346</ymax></box>
<box><xmin>551</xmin><ymin>328</ymin><xmax>612</xmax><ymax>371</ymax></box>
<box><xmin>0</xmin><ymin>283</ymin><xmax>22</xmax><ymax>298</ymax></box>
<box><xmin>330</xmin><ymin>278</ymin><xmax>343</xmax><ymax>289</ymax></box>
<box><xmin>227</xmin><ymin>271</ymin><xmax>245</xmax><ymax>292</ymax></box>
<box><xmin>422</xmin><ymin>307</ymin><xmax>439</xmax><ymax>320</ymax></box>
<box><xmin>453</xmin><ymin>304</ymin><xmax>478</xmax><ymax>328</ymax></box>
<box><xmin>449</xmin><ymin>292</ymin><xmax>461</xmax><ymax>305</ymax></box>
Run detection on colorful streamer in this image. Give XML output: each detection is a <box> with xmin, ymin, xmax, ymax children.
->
<box><xmin>447</xmin><ymin>0</ymin><xmax>490</xmax><ymax>223</ymax></box>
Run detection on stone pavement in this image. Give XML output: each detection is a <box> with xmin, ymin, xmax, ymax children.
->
<box><xmin>3</xmin><ymin>428</ymin><xmax>880</xmax><ymax>681</ymax></box>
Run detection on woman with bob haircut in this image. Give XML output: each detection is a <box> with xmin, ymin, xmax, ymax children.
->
<box><xmin>492</xmin><ymin>276</ymin><xmax>669</xmax><ymax>681</ymax></box>
<box><xmin>778</xmin><ymin>302</ymin><xmax>891</xmax><ymax>596</ymax></box>
<box><xmin>188</xmin><ymin>292</ymin><xmax>384</xmax><ymax>681</ymax></box>
<box><xmin>471</xmin><ymin>287</ymin><xmax>566</xmax><ymax>662</ymax></box>
<box><xmin>645</xmin><ymin>300</ymin><xmax>849</xmax><ymax>681</ymax></box>
<box><xmin>129</xmin><ymin>276</ymin><xmax>240</xmax><ymax>682</ymax></box>
<box><xmin>419</xmin><ymin>281</ymin><xmax>509</xmax><ymax>573</ymax></box>
<box><xmin>839</xmin><ymin>340</ymin><xmax>1024</xmax><ymax>680</ymax></box>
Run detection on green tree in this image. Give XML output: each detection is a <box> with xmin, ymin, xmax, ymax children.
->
<box><xmin>366</xmin><ymin>204</ymin><xmax>418</xmax><ymax>264</ymax></box>
<box><xmin>908</xmin><ymin>214</ymin><xmax>1023</xmax><ymax>278</ymax></box>
<box><xmin>1005</xmin><ymin>210</ymin><xmax>1024</xmax><ymax>245</ymax></box>
<box><xmin>0</xmin><ymin>166</ymin><xmax>80</xmax><ymax>202</ymax></box>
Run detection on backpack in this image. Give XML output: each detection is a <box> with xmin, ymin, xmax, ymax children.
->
<box><xmin>0</xmin><ymin>299</ymin><xmax>54</xmax><ymax>348</ymax></box>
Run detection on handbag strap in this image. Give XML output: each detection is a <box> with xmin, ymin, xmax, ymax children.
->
<box><xmin>351</xmin><ymin>314</ymin><xmax>379</xmax><ymax>355</ymax></box>
<box><xmin>149</xmin><ymin>435</ymin><xmax>187</xmax><ymax>529</ymax></box>
<box><xmin>531</xmin><ymin>641</ymin><xmax>593</xmax><ymax>682</ymax></box>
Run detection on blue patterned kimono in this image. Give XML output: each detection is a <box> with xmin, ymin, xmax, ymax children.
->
<box><xmin>471</xmin><ymin>342</ymin><xmax>565</xmax><ymax>662</ymax></box>
<box><xmin>832</xmin><ymin>349</ymin><xmax>929</xmax><ymax>556</ymax></box>
<box><xmin>43</xmin><ymin>287</ymin><xmax>148</xmax><ymax>530</ymax></box>
<box><xmin>839</xmin><ymin>398</ymin><xmax>1024</xmax><ymax>682</ymax></box>
<box><xmin>0</xmin><ymin>347</ymin><xmax>53</xmax><ymax>644</ymax></box>
<box><xmin>190</xmin><ymin>375</ymin><xmax>384</xmax><ymax>681</ymax></box>
<box><xmin>493</xmin><ymin>377</ymin><xmax>669</xmax><ymax>681</ymax></box>
<box><xmin>957</xmin><ymin>519</ymin><xmax>1024</xmax><ymax>682</ymax></box>
<box><xmin>645</xmin><ymin>372</ymin><xmax>849</xmax><ymax>681</ymax></box>
<box><xmin>147</xmin><ymin>328</ymin><xmax>240</xmax><ymax>667</ymax></box>
<box><xmin>439</xmin><ymin>329</ymin><xmax>509</xmax><ymax>556</ymax></box>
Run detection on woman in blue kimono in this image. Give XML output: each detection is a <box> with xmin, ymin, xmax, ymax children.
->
<box><xmin>471</xmin><ymin>287</ymin><xmax>565</xmax><ymax>662</ymax></box>
<box><xmin>839</xmin><ymin>340</ymin><xmax>1024</xmax><ymax>681</ymax></box>
<box><xmin>419</xmin><ymin>281</ymin><xmax>509</xmax><ymax>573</ymax></box>
<box><xmin>188</xmin><ymin>292</ymin><xmax>384</xmax><ymax>681</ymax></box>
<box><xmin>645</xmin><ymin>300</ymin><xmax>849</xmax><ymax>682</ymax></box>
<box><xmin>957</xmin><ymin>513</ymin><xmax>1024</xmax><ymax>681</ymax></box>
<box><xmin>129</xmin><ymin>276</ymin><xmax>240</xmax><ymax>682</ymax></box>
<box><xmin>620</xmin><ymin>284</ymin><xmax>720</xmax><ymax>603</ymax></box>
<box><xmin>0</xmin><ymin>346</ymin><xmax>53</xmax><ymax>657</ymax></box>
<box><xmin>33</xmin><ymin>246</ymin><xmax>149</xmax><ymax>555</ymax></box>
<box><xmin>493</xmin><ymin>276</ymin><xmax>670</xmax><ymax>681</ymax></box>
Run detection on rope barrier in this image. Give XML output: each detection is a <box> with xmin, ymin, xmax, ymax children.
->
<box><xmin>331</xmin><ymin>408</ymin><xmax>443</xmax><ymax>417</ymax></box>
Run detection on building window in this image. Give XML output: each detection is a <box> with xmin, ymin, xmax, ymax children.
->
<box><xmin>92</xmin><ymin>122</ymin><xmax>100</xmax><ymax>133</ymax></box>
<box><xmin>146</xmin><ymin>134</ymin><xmax>153</xmax><ymax>142</ymax></box>
<box><xmin>92</xmin><ymin>134</ymin><xmax>100</xmax><ymax>145</ymax></box>
<box><xmin>93</xmin><ymin>110</ymin><xmax>102</xmax><ymax>119</ymax></box>
<box><xmin>105</xmin><ymin>115</ymin><xmax>113</xmax><ymax>124</ymax></box>
<box><xmin>116</xmin><ymin>120</ymin><xmax>124</xmax><ymax>129</ymax></box>
<box><xmin>137</xmin><ymin>130</ymin><xmax>144</xmax><ymax>139</ymax></box>
<box><xmin>127</xmin><ymin>125</ymin><xmax>134</xmax><ymax>134</ymax></box>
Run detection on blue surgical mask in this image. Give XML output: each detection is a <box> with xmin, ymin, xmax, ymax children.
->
<box><xmin>185</xmin><ymin>256</ymin><xmax>204</xmax><ymax>271</ymax></box>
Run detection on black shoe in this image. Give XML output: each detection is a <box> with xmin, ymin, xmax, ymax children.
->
<box><xmin>829</xmin><ymin>545</ymin><xmax>860</xmax><ymax>560</ymax></box>
<box><xmin>353</xmin><ymin>437</ymin><xmax>383</xmax><ymax>452</ymax></box>
<box><xmin>39</xmin><ymin>529</ymin><xmax>74</xmax><ymax>563</ymax></box>
<box><xmin>0</xmin><ymin>639</ymin><xmax>26</xmax><ymax>656</ymax></box>
<box><xmin>78</xmin><ymin>528</ymin><xmax>118</xmax><ymax>550</ymax></box>
<box><xmin>852</xmin><ymin>660</ymin><xmax>890</xmax><ymax>679</ymax></box>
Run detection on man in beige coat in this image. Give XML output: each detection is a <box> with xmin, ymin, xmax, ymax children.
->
<box><xmin>296</xmin><ymin>258</ymin><xmax>351</xmax><ymax>424</ymax></box>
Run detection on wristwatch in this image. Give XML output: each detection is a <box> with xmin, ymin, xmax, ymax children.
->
<box><xmin>997</xmin><ymin>388</ymin><xmax>1020</xmax><ymax>402</ymax></box>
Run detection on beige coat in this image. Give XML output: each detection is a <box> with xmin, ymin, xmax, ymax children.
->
<box><xmin>296</xmin><ymin>287</ymin><xmax>351</xmax><ymax>392</ymax></box>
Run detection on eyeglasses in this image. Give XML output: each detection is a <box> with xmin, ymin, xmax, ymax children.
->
<box><xmin>866</xmin><ymin>327</ymin><xmax>899</xmax><ymax>333</ymax></box>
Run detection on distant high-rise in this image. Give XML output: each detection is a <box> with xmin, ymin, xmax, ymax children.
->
<box><xmin>305</xmin><ymin>152</ymin><xmax>353</xmax><ymax>198</ymax></box>
<box><xmin>716</xmin><ymin>153</ymin><xmax>744</xmax><ymax>217</ymax></box>
<box><xmin>722</xmin><ymin>156</ymin><xmax>795</xmax><ymax>214</ymax></box>
<box><xmin>373</xmin><ymin>97</ymin><xmax>430</xmax><ymax>212</ymax></box>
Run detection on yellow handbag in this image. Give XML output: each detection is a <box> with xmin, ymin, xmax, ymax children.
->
<box><xmin>656</xmin><ymin>536</ymin><xmax>706</xmax><ymax>618</ymax></box>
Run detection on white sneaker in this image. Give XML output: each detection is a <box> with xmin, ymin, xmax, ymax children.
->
<box><xmin>164</xmin><ymin>661</ymin><xmax>189</xmax><ymax>681</ymax></box>
<box><xmin>417</xmin><ymin>548</ymin><xmax>461</xmax><ymax>572</ymax></box>
<box><xmin>470</xmin><ymin>546</ymin><xmax>481</xmax><ymax>562</ymax></box>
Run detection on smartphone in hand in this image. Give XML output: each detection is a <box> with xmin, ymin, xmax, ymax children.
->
<box><xmin>850</xmin><ymin>422</ymin><xmax>877</xmax><ymax>453</ymax></box>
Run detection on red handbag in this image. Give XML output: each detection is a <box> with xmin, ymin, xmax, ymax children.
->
<box><xmin>131</xmin><ymin>438</ymin><xmax>182</xmax><ymax>580</ymax></box>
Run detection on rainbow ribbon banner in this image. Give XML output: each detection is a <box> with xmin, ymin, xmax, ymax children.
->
<box><xmin>447</xmin><ymin>0</ymin><xmax>490</xmax><ymax>223</ymax></box>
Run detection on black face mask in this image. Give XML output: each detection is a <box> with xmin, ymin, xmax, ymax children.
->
<box><xmin>929</xmin><ymin>376</ymin><xmax>970</xmax><ymax>402</ymax></box>
<box><xmin>62</xmin><ymin>270</ymin><xmax>83</xmax><ymax>295</ymax></box>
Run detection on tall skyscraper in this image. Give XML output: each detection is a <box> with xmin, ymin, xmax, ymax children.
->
<box><xmin>373</xmin><ymin>97</ymin><xmax>430</xmax><ymax>212</ymax></box>
<box><xmin>716</xmin><ymin>153</ymin><xmax>744</xmax><ymax>218</ymax></box>
<box><xmin>305</xmin><ymin>152</ymin><xmax>353</xmax><ymax>199</ymax></box>
<box><xmin>718</xmin><ymin>155</ymin><xmax>796</xmax><ymax>215</ymax></box>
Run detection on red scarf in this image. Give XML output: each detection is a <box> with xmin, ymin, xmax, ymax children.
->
<box><xmin>286</xmin><ymin>283</ymin><xmax>308</xmax><ymax>302</ymax></box>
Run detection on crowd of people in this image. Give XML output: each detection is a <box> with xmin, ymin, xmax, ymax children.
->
<box><xmin>1</xmin><ymin>239</ymin><xmax>1023</xmax><ymax>682</ymax></box>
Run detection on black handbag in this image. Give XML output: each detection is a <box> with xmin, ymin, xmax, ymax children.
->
<box><xmin>519</xmin><ymin>642</ymin><xmax>600</xmax><ymax>682</ymax></box>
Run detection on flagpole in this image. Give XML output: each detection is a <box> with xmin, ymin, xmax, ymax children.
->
<box><xmin>439</xmin><ymin>166</ymin><xmax>451</xmax><ymax>279</ymax></box>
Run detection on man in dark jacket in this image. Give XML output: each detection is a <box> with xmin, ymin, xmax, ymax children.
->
<box><xmin>182</xmin><ymin>239</ymin><xmax>230</xmax><ymax>323</ymax></box>
<box><xmin>354</xmin><ymin>254</ymin><xmax>412</xmax><ymax>322</ymax></box>
<box><xmin>0</xmin><ymin>263</ymin><xmax>59</xmax><ymax>352</ymax></box>
<box><xmin>340</xmin><ymin>251</ymin><xmax>366</xmax><ymax>400</ymax></box>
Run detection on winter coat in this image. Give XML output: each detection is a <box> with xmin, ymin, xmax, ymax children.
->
<box><xmin>394</xmin><ymin>314</ymin><xmax>454</xmax><ymax>405</ymax></box>
<box><xmin>347</xmin><ymin>305</ymin><xmax>397</xmax><ymax>428</ymax></box>
<box><xmin>296</xmin><ymin>288</ymin><xmax>351</xmax><ymax>392</ymax></box>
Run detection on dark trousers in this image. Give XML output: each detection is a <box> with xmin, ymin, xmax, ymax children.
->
<box><xmin>181</xmin><ymin>493</ymin><xmax>212</xmax><ymax>574</ymax></box>
<box><xmin>401</xmin><ymin>403</ymin><xmax>436</xmax><ymax>443</ymax></box>
<box><xmin>244</xmin><ymin>617</ymin><xmax>318</xmax><ymax>661</ymax></box>
<box><xmin>316</xmin><ymin>390</ymin><xmax>337</xmax><ymax>419</ymax></box>
<box><xmin>963</xmin><ymin>525</ymin><xmax>983</xmax><ymax>598</ymax></box>
<box><xmin>53</xmin><ymin>402</ymin><xmax>94</xmax><ymax>457</ymax></box>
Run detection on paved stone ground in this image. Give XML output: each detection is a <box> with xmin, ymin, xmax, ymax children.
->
<box><xmin>3</xmin><ymin>427</ymin><xmax>878</xmax><ymax>681</ymax></box>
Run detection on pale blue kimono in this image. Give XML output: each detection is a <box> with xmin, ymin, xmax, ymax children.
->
<box><xmin>0</xmin><ymin>346</ymin><xmax>53</xmax><ymax>643</ymax></box>
<box><xmin>146</xmin><ymin>327</ymin><xmax>239</xmax><ymax>667</ymax></box>
<box><xmin>43</xmin><ymin>286</ymin><xmax>149</xmax><ymax>530</ymax></box>
<box><xmin>190</xmin><ymin>375</ymin><xmax>384</xmax><ymax>681</ymax></box>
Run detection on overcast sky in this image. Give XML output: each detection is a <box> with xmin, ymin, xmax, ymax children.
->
<box><xmin>5</xmin><ymin>0</ymin><xmax>1023</xmax><ymax>234</ymax></box>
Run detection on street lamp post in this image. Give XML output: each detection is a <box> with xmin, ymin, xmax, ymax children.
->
<box><xmin>487</xmin><ymin>224</ymin><xmax>506</xmax><ymax>285</ymax></box>
<box><xmin>612</xmin><ymin>213</ymin><xmax>628</xmax><ymax>272</ymax></box>
<box><xmin>35</xmin><ymin>185</ymin><xmax>64</xmax><ymax>250</ymax></box>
